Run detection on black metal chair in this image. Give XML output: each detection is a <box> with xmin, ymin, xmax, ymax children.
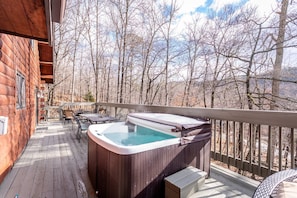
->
<box><xmin>253</xmin><ymin>169</ymin><xmax>297</xmax><ymax>197</ymax></box>
<box><xmin>74</xmin><ymin>116</ymin><xmax>90</xmax><ymax>142</ymax></box>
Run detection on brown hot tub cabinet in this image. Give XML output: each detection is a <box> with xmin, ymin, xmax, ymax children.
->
<box><xmin>87</xmin><ymin>113</ymin><xmax>211</xmax><ymax>198</ymax></box>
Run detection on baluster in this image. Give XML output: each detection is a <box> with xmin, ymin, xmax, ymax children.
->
<box><xmin>290</xmin><ymin>128</ymin><xmax>295</xmax><ymax>168</ymax></box>
<box><xmin>278</xmin><ymin>127</ymin><xmax>282</xmax><ymax>171</ymax></box>
<box><xmin>268</xmin><ymin>126</ymin><xmax>272</xmax><ymax>175</ymax></box>
<box><xmin>226</xmin><ymin>120</ymin><xmax>229</xmax><ymax>167</ymax></box>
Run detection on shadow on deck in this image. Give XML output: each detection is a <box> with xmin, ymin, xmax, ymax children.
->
<box><xmin>0</xmin><ymin>120</ymin><xmax>259</xmax><ymax>198</ymax></box>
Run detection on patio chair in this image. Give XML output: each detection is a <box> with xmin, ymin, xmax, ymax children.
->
<box><xmin>63</xmin><ymin>109</ymin><xmax>74</xmax><ymax>124</ymax></box>
<box><xmin>253</xmin><ymin>169</ymin><xmax>297</xmax><ymax>198</ymax></box>
<box><xmin>74</xmin><ymin>116</ymin><xmax>90</xmax><ymax>143</ymax></box>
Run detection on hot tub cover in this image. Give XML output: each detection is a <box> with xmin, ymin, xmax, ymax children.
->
<box><xmin>127</xmin><ymin>113</ymin><xmax>209</xmax><ymax>132</ymax></box>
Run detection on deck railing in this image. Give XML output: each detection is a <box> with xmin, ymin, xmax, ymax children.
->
<box><xmin>46</xmin><ymin>102</ymin><xmax>297</xmax><ymax>179</ymax></box>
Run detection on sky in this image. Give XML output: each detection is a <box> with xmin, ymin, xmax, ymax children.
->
<box><xmin>175</xmin><ymin>0</ymin><xmax>296</xmax><ymax>69</ymax></box>
<box><xmin>159</xmin><ymin>0</ymin><xmax>296</xmax><ymax>75</ymax></box>
<box><xmin>170</xmin><ymin>0</ymin><xmax>278</xmax><ymax>16</ymax></box>
<box><xmin>161</xmin><ymin>0</ymin><xmax>280</xmax><ymax>40</ymax></box>
<box><xmin>166</xmin><ymin>0</ymin><xmax>278</xmax><ymax>29</ymax></box>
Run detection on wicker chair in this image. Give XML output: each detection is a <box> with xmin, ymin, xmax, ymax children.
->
<box><xmin>253</xmin><ymin>169</ymin><xmax>297</xmax><ymax>198</ymax></box>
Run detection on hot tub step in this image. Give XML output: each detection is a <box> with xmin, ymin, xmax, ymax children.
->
<box><xmin>164</xmin><ymin>166</ymin><xmax>207</xmax><ymax>198</ymax></box>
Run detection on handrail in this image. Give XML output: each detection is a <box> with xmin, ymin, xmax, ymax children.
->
<box><xmin>97</xmin><ymin>102</ymin><xmax>297</xmax><ymax>128</ymax></box>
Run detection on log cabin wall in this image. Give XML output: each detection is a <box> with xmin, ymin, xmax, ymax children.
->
<box><xmin>0</xmin><ymin>33</ymin><xmax>41</xmax><ymax>183</ymax></box>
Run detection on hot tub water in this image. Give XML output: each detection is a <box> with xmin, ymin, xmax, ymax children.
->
<box><xmin>104</xmin><ymin>125</ymin><xmax>176</xmax><ymax>146</ymax></box>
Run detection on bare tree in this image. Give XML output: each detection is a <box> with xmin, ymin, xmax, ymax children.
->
<box><xmin>69</xmin><ymin>0</ymin><xmax>85</xmax><ymax>102</ymax></box>
<box><xmin>137</xmin><ymin>1</ymin><xmax>166</xmax><ymax>104</ymax></box>
<box><xmin>53</xmin><ymin>0</ymin><xmax>297</xmax><ymax>112</ymax></box>
<box><xmin>52</xmin><ymin>0</ymin><xmax>85</xmax><ymax>104</ymax></box>
<box><xmin>269</xmin><ymin>0</ymin><xmax>289</xmax><ymax>167</ymax></box>
<box><xmin>200</xmin><ymin>10</ymin><xmax>233</xmax><ymax>108</ymax></box>
<box><xmin>181</xmin><ymin>16</ymin><xmax>204</xmax><ymax>107</ymax></box>
<box><xmin>52</xmin><ymin>23</ymin><xmax>72</xmax><ymax>105</ymax></box>
<box><xmin>107</xmin><ymin>0</ymin><xmax>142</xmax><ymax>103</ymax></box>
<box><xmin>270</xmin><ymin>0</ymin><xmax>289</xmax><ymax>110</ymax></box>
<box><xmin>160</xmin><ymin>0</ymin><xmax>179</xmax><ymax>106</ymax></box>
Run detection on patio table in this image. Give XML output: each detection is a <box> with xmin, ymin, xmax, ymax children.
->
<box><xmin>79</xmin><ymin>113</ymin><xmax>101</xmax><ymax>118</ymax></box>
<box><xmin>87</xmin><ymin>116</ymin><xmax>117</xmax><ymax>124</ymax></box>
<box><xmin>79</xmin><ymin>113</ymin><xmax>117</xmax><ymax>124</ymax></box>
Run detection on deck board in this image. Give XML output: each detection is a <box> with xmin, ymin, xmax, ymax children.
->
<box><xmin>53</xmin><ymin>131</ymin><xmax>66</xmax><ymax>198</ymax></box>
<box><xmin>30</xmin><ymin>132</ymin><xmax>48</xmax><ymax>197</ymax></box>
<box><xmin>0</xmin><ymin>121</ymin><xmax>96</xmax><ymax>198</ymax></box>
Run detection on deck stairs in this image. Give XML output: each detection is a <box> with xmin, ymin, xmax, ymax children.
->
<box><xmin>164</xmin><ymin>166</ymin><xmax>207</xmax><ymax>198</ymax></box>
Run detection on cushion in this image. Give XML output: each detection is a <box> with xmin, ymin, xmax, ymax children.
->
<box><xmin>276</xmin><ymin>181</ymin><xmax>297</xmax><ymax>198</ymax></box>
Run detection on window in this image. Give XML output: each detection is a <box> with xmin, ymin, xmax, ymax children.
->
<box><xmin>16</xmin><ymin>72</ymin><xmax>26</xmax><ymax>109</ymax></box>
<box><xmin>30</xmin><ymin>39</ymin><xmax>34</xmax><ymax>49</ymax></box>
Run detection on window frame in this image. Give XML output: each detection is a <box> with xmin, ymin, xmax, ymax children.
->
<box><xmin>16</xmin><ymin>72</ymin><xmax>26</xmax><ymax>109</ymax></box>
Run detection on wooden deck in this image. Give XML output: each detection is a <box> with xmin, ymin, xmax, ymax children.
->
<box><xmin>0</xmin><ymin>120</ymin><xmax>96</xmax><ymax>198</ymax></box>
<box><xmin>0</xmin><ymin>120</ymin><xmax>259</xmax><ymax>198</ymax></box>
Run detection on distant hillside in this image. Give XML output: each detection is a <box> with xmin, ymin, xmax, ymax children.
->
<box><xmin>254</xmin><ymin>67</ymin><xmax>297</xmax><ymax>98</ymax></box>
<box><xmin>169</xmin><ymin>67</ymin><xmax>297</xmax><ymax>110</ymax></box>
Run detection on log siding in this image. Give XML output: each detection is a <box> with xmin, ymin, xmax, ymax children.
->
<box><xmin>0</xmin><ymin>33</ymin><xmax>41</xmax><ymax>183</ymax></box>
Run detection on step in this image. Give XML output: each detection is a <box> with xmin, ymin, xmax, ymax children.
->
<box><xmin>164</xmin><ymin>166</ymin><xmax>207</xmax><ymax>198</ymax></box>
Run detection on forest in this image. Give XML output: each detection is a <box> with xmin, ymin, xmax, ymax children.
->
<box><xmin>48</xmin><ymin>0</ymin><xmax>297</xmax><ymax>111</ymax></box>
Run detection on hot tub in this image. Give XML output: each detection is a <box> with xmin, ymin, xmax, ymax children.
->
<box><xmin>87</xmin><ymin>113</ymin><xmax>211</xmax><ymax>198</ymax></box>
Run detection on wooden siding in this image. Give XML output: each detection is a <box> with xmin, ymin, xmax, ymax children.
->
<box><xmin>0</xmin><ymin>33</ymin><xmax>41</xmax><ymax>183</ymax></box>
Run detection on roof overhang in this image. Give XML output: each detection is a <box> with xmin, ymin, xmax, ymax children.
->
<box><xmin>0</xmin><ymin>0</ymin><xmax>66</xmax><ymax>44</ymax></box>
<box><xmin>39</xmin><ymin>42</ymin><xmax>54</xmax><ymax>84</ymax></box>
<box><xmin>0</xmin><ymin>0</ymin><xmax>66</xmax><ymax>84</ymax></box>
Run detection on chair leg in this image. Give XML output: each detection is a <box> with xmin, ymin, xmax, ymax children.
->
<box><xmin>76</xmin><ymin>127</ymin><xmax>81</xmax><ymax>143</ymax></box>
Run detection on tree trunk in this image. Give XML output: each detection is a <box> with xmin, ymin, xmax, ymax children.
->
<box><xmin>268</xmin><ymin>0</ymin><xmax>288</xmax><ymax>167</ymax></box>
<box><xmin>270</xmin><ymin>0</ymin><xmax>288</xmax><ymax>110</ymax></box>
